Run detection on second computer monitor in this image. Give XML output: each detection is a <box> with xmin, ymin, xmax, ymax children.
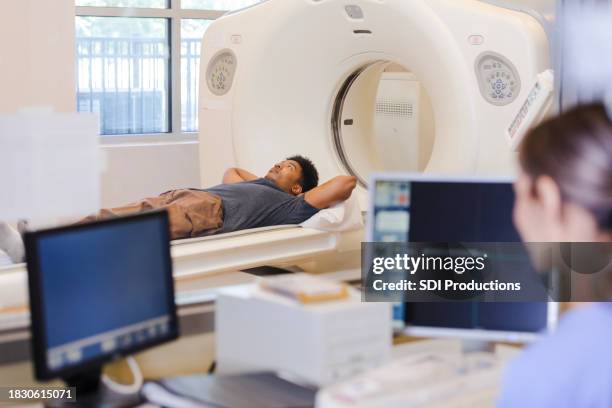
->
<box><xmin>367</xmin><ymin>174</ymin><xmax>557</xmax><ymax>342</ymax></box>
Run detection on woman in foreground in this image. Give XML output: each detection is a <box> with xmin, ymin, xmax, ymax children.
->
<box><xmin>498</xmin><ymin>103</ymin><xmax>612</xmax><ymax>407</ymax></box>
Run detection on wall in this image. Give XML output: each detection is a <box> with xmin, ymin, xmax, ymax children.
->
<box><xmin>556</xmin><ymin>0</ymin><xmax>612</xmax><ymax>112</ymax></box>
<box><xmin>101</xmin><ymin>142</ymin><xmax>201</xmax><ymax>207</ymax></box>
<box><xmin>483</xmin><ymin>0</ymin><xmax>556</xmax><ymax>21</ymax></box>
<box><xmin>512</xmin><ymin>0</ymin><xmax>556</xmax><ymax>20</ymax></box>
<box><xmin>0</xmin><ymin>0</ymin><xmax>75</xmax><ymax>113</ymax></box>
<box><xmin>0</xmin><ymin>0</ymin><xmax>201</xmax><ymax>208</ymax></box>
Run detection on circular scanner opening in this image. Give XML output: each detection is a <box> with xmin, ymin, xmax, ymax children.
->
<box><xmin>332</xmin><ymin>61</ymin><xmax>436</xmax><ymax>187</ymax></box>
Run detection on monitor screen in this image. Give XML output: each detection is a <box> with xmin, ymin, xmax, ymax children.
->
<box><xmin>408</xmin><ymin>181</ymin><xmax>521</xmax><ymax>242</ymax></box>
<box><xmin>26</xmin><ymin>211</ymin><xmax>178</xmax><ymax>379</ymax></box>
<box><xmin>369</xmin><ymin>176</ymin><xmax>555</xmax><ymax>340</ymax></box>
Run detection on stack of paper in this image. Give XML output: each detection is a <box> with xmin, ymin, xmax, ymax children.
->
<box><xmin>259</xmin><ymin>273</ymin><xmax>349</xmax><ymax>304</ymax></box>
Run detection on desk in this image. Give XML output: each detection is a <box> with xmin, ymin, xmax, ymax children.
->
<box><xmin>7</xmin><ymin>372</ymin><xmax>316</xmax><ymax>408</ymax></box>
<box><xmin>0</xmin><ymin>268</ymin><xmax>361</xmax><ymax>386</ymax></box>
<box><xmin>142</xmin><ymin>372</ymin><xmax>316</xmax><ymax>408</ymax></box>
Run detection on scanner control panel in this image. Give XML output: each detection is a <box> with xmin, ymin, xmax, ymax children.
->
<box><xmin>475</xmin><ymin>52</ymin><xmax>521</xmax><ymax>106</ymax></box>
<box><xmin>206</xmin><ymin>50</ymin><xmax>237</xmax><ymax>96</ymax></box>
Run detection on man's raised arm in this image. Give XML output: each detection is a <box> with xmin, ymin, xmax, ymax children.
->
<box><xmin>223</xmin><ymin>168</ymin><xmax>259</xmax><ymax>184</ymax></box>
<box><xmin>304</xmin><ymin>175</ymin><xmax>357</xmax><ymax>209</ymax></box>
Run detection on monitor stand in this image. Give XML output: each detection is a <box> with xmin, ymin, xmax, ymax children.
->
<box><xmin>45</xmin><ymin>368</ymin><xmax>142</xmax><ymax>408</ymax></box>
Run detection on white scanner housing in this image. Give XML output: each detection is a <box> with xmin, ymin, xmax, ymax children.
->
<box><xmin>199</xmin><ymin>0</ymin><xmax>550</xmax><ymax>208</ymax></box>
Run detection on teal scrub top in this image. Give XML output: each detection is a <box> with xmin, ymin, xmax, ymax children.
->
<box><xmin>498</xmin><ymin>303</ymin><xmax>612</xmax><ymax>407</ymax></box>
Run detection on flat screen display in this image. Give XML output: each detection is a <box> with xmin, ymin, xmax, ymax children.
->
<box><xmin>26</xmin><ymin>211</ymin><xmax>178</xmax><ymax>379</ymax></box>
<box><xmin>370</xmin><ymin>177</ymin><xmax>550</xmax><ymax>335</ymax></box>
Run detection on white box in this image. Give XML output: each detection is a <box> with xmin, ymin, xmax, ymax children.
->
<box><xmin>216</xmin><ymin>284</ymin><xmax>392</xmax><ymax>387</ymax></box>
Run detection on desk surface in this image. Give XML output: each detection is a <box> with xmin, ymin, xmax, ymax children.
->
<box><xmin>144</xmin><ymin>372</ymin><xmax>316</xmax><ymax>408</ymax></box>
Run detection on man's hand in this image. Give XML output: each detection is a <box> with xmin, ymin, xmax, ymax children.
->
<box><xmin>304</xmin><ymin>175</ymin><xmax>358</xmax><ymax>210</ymax></box>
<box><xmin>223</xmin><ymin>168</ymin><xmax>258</xmax><ymax>184</ymax></box>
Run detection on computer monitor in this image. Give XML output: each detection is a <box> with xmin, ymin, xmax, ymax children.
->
<box><xmin>367</xmin><ymin>174</ymin><xmax>558</xmax><ymax>342</ymax></box>
<box><xmin>25</xmin><ymin>211</ymin><xmax>178</xmax><ymax>389</ymax></box>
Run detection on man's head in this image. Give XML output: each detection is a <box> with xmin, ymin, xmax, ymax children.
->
<box><xmin>265</xmin><ymin>155</ymin><xmax>319</xmax><ymax>196</ymax></box>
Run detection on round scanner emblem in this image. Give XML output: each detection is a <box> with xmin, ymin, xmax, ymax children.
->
<box><xmin>206</xmin><ymin>50</ymin><xmax>237</xmax><ymax>96</ymax></box>
<box><xmin>475</xmin><ymin>52</ymin><xmax>521</xmax><ymax>106</ymax></box>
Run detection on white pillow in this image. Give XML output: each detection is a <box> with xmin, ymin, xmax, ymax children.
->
<box><xmin>301</xmin><ymin>193</ymin><xmax>363</xmax><ymax>232</ymax></box>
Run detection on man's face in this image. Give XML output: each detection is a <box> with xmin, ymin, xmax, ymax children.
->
<box><xmin>265</xmin><ymin>160</ymin><xmax>303</xmax><ymax>195</ymax></box>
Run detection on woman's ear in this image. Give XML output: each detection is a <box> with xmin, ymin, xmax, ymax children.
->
<box><xmin>535</xmin><ymin>175</ymin><xmax>563</xmax><ymax>222</ymax></box>
<box><xmin>291</xmin><ymin>184</ymin><xmax>303</xmax><ymax>196</ymax></box>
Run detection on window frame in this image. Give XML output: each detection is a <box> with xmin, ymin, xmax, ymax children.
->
<box><xmin>75</xmin><ymin>0</ymin><xmax>226</xmax><ymax>144</ymax></box>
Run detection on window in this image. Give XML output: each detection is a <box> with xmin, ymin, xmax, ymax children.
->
<box><xmin>75</xmin><ymin>0</ymin><xmax>261</xmax><ymax>138</ymax></box>
<box><xmin>181</xmin><ymin>19</ymin><xmax>211</xmax><ymax>132</ymax></box>
<box><xmin>76</xmin><ymin>17</ymin><xmax>170</xmax><ymax>135</ymax></box>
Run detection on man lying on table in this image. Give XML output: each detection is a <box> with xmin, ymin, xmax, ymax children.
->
<box><xmin>0</xmin><ymin>156</ymin><xmax>358</xmax><ymax>263</ymax></box>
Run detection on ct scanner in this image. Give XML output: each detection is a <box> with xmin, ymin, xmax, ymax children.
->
<box><xmin>198</xmin><ymin>0</ymin><xmax>550</xmax><ymax>207</ymax></box>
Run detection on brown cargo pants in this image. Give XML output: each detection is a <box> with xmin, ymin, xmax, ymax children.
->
<box><xmin>83</xmin><ymin>189</ymin><xmax>224</xmax><ymax>240</ymax></box>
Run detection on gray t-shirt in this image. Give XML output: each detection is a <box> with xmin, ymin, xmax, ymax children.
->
<box><xmin>202</xmin><ymin>178</ymin><xmax>319</xmax><ymax>234</ymax></box>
